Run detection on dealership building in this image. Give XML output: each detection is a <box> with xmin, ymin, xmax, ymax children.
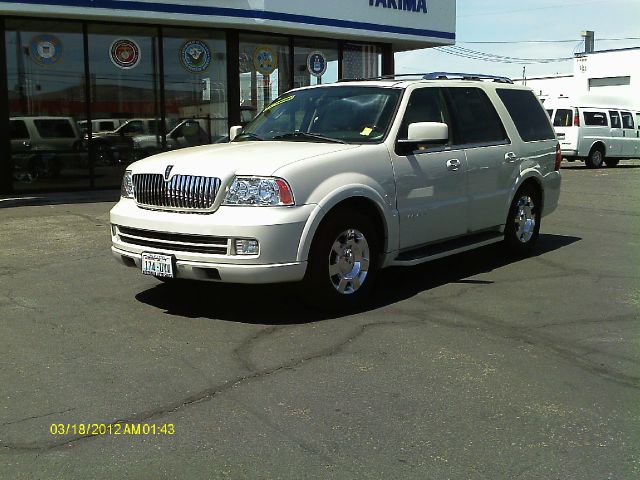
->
<box><xmin>0</xmin><ymin>0</ymin><xmax>455</xmax><ymax>194</ymax></box>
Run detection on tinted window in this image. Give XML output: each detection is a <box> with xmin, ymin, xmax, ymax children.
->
<box><xmin>621</xmin><ymin>111</ymin><xmax>634</xmax><ymax>129</ymax></box>
<box><xmin>545</xmin><ymin>109</ymin><xmax>553</xmax><ymax>118</ymax></box>
<box><xmin>98</xmin><ymin>121</ymin><xmax>115</xmax><ymax>131</ymax></box>
<box><xmin>584</xmin><ymin>111</ymin><xmax>608</xmax><ymax>126</ymax></box>
<box><xmin>119</xmin><ymin>121</ymin><xmax>145</xmax><ymax>134</ymax></box>
<box><xmin>496</xmin><ymin>89</ymin><xmax>555</xmax><ymax>142</ymax></box>
<box><xmin>33</xmin><ymin>119</ymin><xmax>76</xmax><ymax>138</ymax></box>
<box><xmin>398</xmin><ymin>87</ymin><xmax>450</xmax><ymax>140</ymax></box>
<box><xmin>553</xmin><ymin>109</ymin><xmax>573</xmax><ymax>127</ymax></box>
<box><xmin>608</xmin><ymin>111</ymin><xmax>621</xmax><ymax>128</ymax></box>
<box><xmin>446</xmin><ymin>87</ymin><xmax>507</xmax><ymax>145</ymax></box>
<box><xmin>10</xmin><ymin>120</ymin><xmax>29</xmax><ymax>140</ymax></box>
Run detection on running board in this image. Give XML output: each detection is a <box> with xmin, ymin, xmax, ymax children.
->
<box><xmin>391</xmin><ymin>231</ymin><xmax>504</xmax><ymax>266</ymax></box>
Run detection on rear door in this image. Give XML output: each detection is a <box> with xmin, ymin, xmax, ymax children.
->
<box><xmin>445</xmin><ymin>86</ymin><xmax>512</xmax><ymax>232</ymax></box>
<box><xmin>608</xmin><ymin>110</ymin><xmax>623</xmax><ymax>157</ymax></box>
<box><xmin>551</xmin><ymin>107</ymin><xmax>577</xmax><ymax>153</ymax></box>
<box><xmin>620</xmin><ymin>111</ymin><xmax>637</xmax><ymax>157</ymax></box>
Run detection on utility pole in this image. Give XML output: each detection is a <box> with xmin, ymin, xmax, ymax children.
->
<box><xmin>522</xmin><ymin>66</ymin><xmax>526</xmax><ymax>85</ymax></box>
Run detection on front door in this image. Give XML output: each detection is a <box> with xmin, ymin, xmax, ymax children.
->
<box><xmin>391</xmin><ymin>87</ymin><xmax>468</xmax><ymax>250</ymax></box>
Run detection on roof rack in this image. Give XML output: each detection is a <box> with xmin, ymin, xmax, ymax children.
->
<box><xmin>337</xmin><ymin>72</ymin><xmax>514</xmax><ymax>84</ymax></box>
<box><xmin>422</xmin><ymin>72</ymin><xmax>514</xmax><ymax>83</ymax></box>
<box><xmin>337</xmin><ymin>73</ymin><xmax>428</xmax><ymax>82</ymax></box>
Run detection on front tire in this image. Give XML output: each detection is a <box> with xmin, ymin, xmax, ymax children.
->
<box><xmin>303</xmin><ymin>210</ymin><xmax>379</xmax><ymax>310</ymax></box>
<box><xmin>504</xmin><ymin>184</ymin><xmax>541</xmax><ymax>256</ymax></box>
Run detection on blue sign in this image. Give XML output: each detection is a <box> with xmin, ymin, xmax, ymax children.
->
<box><xmin>180</xmin><ymin>39</ymin><xmax>212</xmax><ymax>73</ymax></box>
<box><xmin>369</xmin><ymin>0</ymin><xmax>428</xmax><ymax>14</ymax></box>
<box><xmin>30</xmin><ymin>34</ymin><xmax>63</xmax><ymax>66</ymax></box>
<box><xmin>307</xmin><ymin>51</ymin><xmax>327</xmax><ymax>78</ymax></box>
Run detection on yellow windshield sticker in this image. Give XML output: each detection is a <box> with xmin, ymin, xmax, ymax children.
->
<box><xmin>264</xmin><ymin>95</ymin><xmax>295</xmax><ymax>112</ymax></box>
<box><xmin>360</xmin><ymin>127</ymin><xmax>373</xmax><ymax>136</ymax></box>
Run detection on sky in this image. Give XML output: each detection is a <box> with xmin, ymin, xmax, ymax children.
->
<box><xmin>395</xmin><ymin>0</ymin><xmax>640</xmax><ymax>80</ymax></box>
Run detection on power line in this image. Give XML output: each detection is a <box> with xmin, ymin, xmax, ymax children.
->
<box><xmin>434</xmin><ymin>46</ymin><xmax>574</xmax><ymax>64</ymax></box>
<box><xmin>457</xmin><ymin>36</ymin><xmax>640</xmax><ymax>45</ymax></box>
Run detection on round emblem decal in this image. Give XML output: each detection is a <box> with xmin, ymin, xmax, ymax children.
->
<box><xmin>30</xmin><ymin>34</ymin><xmax>63</xmax><ymax>66</ymax></box>
<box><xmin>109</xmin><ymin>39</ymin><xmax>141</xmax><ymax>69</ymax></box>
<box><xmin>253</xmin><ymin>45</ymin><xmax>278</xmax><ymax>76</ymax></box>
<box><xmin>179</xmin><ymin>40</ymin><xmax>211</xmax><ymax>73</ymax></box>
<box><xmin>307</xmin><ymin>51</ymin><xmax>327</xmax><ymax>78</ymax></box>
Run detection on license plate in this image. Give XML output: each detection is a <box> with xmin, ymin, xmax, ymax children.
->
<box><xmin>141</xmin><ymin>252</ymin><xmax>174</xmax><ymax>278</ymax></box>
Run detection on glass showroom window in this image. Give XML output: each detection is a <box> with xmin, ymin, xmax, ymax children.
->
<box><xmin>163</xmin><ymin>28</ymin><xmax>227</xmax><ymax>146</ymax></box>
<box><xmin>5</xmin><ymin>19</ymin><xmax>87</xmax><ymax>191</ymax></box>
<box><xmin>293</xmin><ymin>38</ymin><xmax>338</xmax><ymax>89</ymax></box>
<box><xmin>342</xmin><ymin>43</ymin><xmax>382</xmax><ymax>80</ymax></box>
<box><xmin>87</xmin><ymin>24</ymin><xmax>160</xmax><ymax>188</ymax></box>
<box><xmin>238</xmin><ymin>35</ymin><xmax>290</xmax><ymax>125</ymax></box>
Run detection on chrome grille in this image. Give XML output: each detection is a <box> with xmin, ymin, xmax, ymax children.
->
<box><xmin>132</xmin><ymin>173</ymin><xmax>221</xmax><ymax>212</ymax></box>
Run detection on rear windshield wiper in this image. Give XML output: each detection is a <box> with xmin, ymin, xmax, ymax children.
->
<box><xmin>272</xmin><ymin>131</ymin><xmax>347</xmax><ymax>144</ymax></box>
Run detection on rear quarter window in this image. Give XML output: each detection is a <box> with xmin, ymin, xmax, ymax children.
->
<box><xmin>584</xmin><ymin>111</ymin><xmax>608</xmax><ymax>126</ymax></box>
<box><xmin>496</xmin><ymin>89</ymin><xmax>555</xmax><ymax>142</ymax></box>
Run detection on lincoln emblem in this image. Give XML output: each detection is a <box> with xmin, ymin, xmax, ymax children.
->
<box><xmin>164</xmin><ymin>165</ymin><xmax>173</xmax><ymax>180</ymax></box>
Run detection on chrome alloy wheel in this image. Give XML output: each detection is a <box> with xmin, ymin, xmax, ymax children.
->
<box><xmin>328</xmin><ymin>228</ymin><xmax>370</xmax><ymax>295</ymax></box>
<box><xmin>514</xmin><ymin>195</ymin><xmax>536</xmax><ymax>243</ymax></box>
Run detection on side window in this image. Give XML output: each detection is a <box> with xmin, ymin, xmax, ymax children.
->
<box><xmin>545</xmin><ymin>109</ymin><xmax>553</xmax><ymax>118</ymax></box>
<box><xmin>636</xmin><ymin>113</ymin><xmax>640</xmax><ymax>130</ymax></box>
<box><xmin>620</xmin><ymin>111</ymin><xmax>634</xmax><ymax>129</ymax></box>
<box><xmin>98</xmin><ymin>121</ymin><xmax>115</xmax><ymax>131</ymax></box>
<box><xmin>583</xmin><ymin>111</ymin><xmax>608</xmax><ymax>126</ymax></box>
<box><xmin>496</xmin><ymin>88</ymin><xmax>555</xmax><ymax>141</ymax></box>
<box><xmin>10</xmin><ymin>120</ymin><xmax>29</xmax><ymax>139</ymax></box>
<box><xmin>397</xmin><ymin>87</ymin><xmax>450</xmax><ymax>140</ymax></box>
<box><xmin>553</xmin><ymin>109</ymin><xmax>573</xmax><ymax>127</ymax></box>
<box><xmin>33</xmin><ymin>119</ymin><xmax>76</xmax><ymax>138</ymax></box>
<box><xmin>446</xmin><ymin>87</ymin><xmax>508</xmax><ymax>145</ymax></box>
<box><xmin>608</xmin><ymin>111</ymin><xmax>621</xmax><ymax>128</ymax></box>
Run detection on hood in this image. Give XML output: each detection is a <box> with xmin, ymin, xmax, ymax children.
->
<box><xmin>129</xmin><ymin>141</ymin><xmax>361</xmax><ymax>179</ymax></box>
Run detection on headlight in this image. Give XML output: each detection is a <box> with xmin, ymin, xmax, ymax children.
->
<box><xmin>121</xmin><ymin>170</ymin><xmax>134</xmax><ymax>199</ymax></box>
<box><xmin>223</xmin><ymin>177</ymin><xmax>294</xmax><ymax>206</ymax></box>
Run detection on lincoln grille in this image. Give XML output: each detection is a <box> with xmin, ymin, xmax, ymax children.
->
<box><xmin>132</xmin><ymin>173</ymin><xmax>221</xmax><ymax>211</ymax></box>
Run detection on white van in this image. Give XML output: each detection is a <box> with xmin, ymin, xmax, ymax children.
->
<box><xmin>545</xmin><ymin>97</ymin><xmax>640</xmax><ymax>168</ymax></box>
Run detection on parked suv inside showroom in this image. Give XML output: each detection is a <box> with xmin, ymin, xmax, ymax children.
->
<box><xmin>110</xmin><ymin>73</ymin><xmax>561</xmax><ymax>308</ymax></box>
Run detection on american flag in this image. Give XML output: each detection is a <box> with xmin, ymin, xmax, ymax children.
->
<box><xmin>342</xmin><ymin>44</ymin><xmax>381</xmax><ymax>79</ymax></box>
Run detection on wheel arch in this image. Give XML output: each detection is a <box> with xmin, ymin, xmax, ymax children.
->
<box><xmin>506</xmin><ymin>174</ymin><xmax>544</xmax><ymax>220</ymax></box>
<box><xmin>296</xmin><ymin>186</ymin><xmax>395</xmax><ymax>263</ymax></box>
<box><xmin>588</xmin><ymin>140</ymin><xmax>606</xmax><ymax>156</ymax></box>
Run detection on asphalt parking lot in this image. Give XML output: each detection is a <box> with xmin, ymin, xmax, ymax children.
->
<box><xmin>1</xmin><ymin>160</ymin><xmax>639</xmax><ymax>479</ymax></box>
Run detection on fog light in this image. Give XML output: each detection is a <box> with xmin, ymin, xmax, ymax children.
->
<box><xmin>235</xmin><ymin>238</ymin><xmax>259</xmax><ymax>255</ymax></box>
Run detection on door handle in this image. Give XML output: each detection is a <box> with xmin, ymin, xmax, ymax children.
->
<box><xmin>446</xmin><ymin>158</ymin><xmax>461</xmax><ymax>171</ymax></box>
<box><xmin>504</xmin><ymin>152</ymin><xmax>518</xmax><ymax>163</ymax></box>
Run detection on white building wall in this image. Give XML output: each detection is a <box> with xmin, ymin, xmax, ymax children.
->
<box><xmin>516</xmin><ymin>47</ymin><xmax>640</xmax><ymax>109</ymax></box>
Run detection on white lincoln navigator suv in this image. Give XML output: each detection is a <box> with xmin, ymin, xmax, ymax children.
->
<box><xmin>110</xmin><ymin>73</ymin><xmax>561</xmax><ymax>307</ymax></box>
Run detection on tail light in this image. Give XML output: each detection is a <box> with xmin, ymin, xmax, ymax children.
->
<box><xmin>555</xmin><ymin>143</ymin><xmax>562</xmax><ymax>171</ymax></box>
<box><xmin>573</xmin><ymin>108</ymin><xmax>580</xmax><ymax>127</ymax></box>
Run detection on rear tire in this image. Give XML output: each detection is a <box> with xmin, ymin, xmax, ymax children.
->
<box><xmin>303</xmin><ymin>209</ymin><xmax>380</xmax><ymax>311</ymax></box>
<box><xmin>585</xmin><ymin>147</ymin><xmax>604</xmax><ymax>168</ymax></box>
<box><xmin>504</xmin><ymin>184</ymin><xmax>541</xmax><ymax>256</ymax></box>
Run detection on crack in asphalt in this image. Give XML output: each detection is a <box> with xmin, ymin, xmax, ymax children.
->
<box><xmin>0</xmin><ymin>408</ymin><xmax>76</xmax><ymax>427</ymax></box>
<box><xmin>421</xmin><ymin>297</ymin><xmax>640</xmax><ymax>390</ymax></box>
<box><xmin>0</xmin><ymin>320</ymin><xmax>389</xmax><ymax>453</ymax></box>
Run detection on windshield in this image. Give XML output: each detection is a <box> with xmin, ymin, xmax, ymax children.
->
<box><xmin>236</xmin><ymin>86</ymin><xmax>402</xmax><ymax>144</ymax></box>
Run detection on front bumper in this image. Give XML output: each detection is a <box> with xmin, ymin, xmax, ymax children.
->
<box><xmin>110</xmin><ymin>199</ymin><xmax>314</xmax><ymax>283</ymax></box>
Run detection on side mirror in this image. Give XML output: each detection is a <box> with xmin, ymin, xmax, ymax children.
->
<box><xmin>405</xmin><ymin>122</ymin><xmax>448</xmax><ymax>143</ymax></box>
<box><xmin>229</xmin><ymin>125</ymin><xmax>243</xmax><ymax>142</ymax></box>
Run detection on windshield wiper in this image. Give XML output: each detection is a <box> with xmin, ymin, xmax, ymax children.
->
<box><xmin>233</xmin><ymin>132</ymin><xmax>263</xmax><ymax>141</ymax></box>
<box><xmin>272</xmin><ymin>132</ymin><xmax>347</xmax><ymax>144</ymax></box>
